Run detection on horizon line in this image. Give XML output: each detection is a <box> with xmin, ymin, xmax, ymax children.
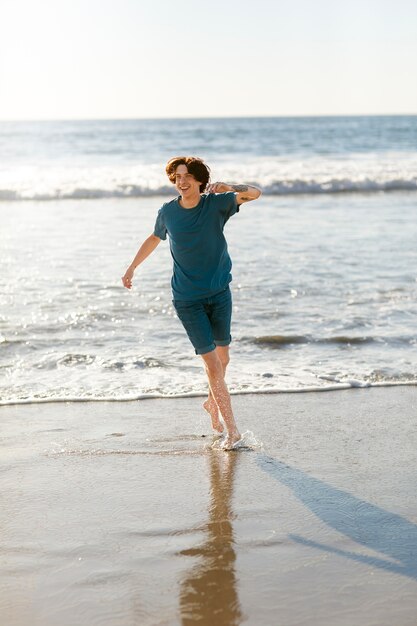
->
<box><xmin>1</xmin><ymin>112</ymin><xmax>416</xmax><ymax>123</ymax></box>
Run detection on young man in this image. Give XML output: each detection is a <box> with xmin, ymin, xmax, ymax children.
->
<box><xmin>122</xmin><ymin>156</ymin><xmax>262</xmax><ymax>450</ymax></box>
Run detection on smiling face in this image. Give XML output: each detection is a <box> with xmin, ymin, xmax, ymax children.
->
<box><xmin>174</xmin><ymin>164</ymin><xmax>203</xmax><ymax>198</ymax></box>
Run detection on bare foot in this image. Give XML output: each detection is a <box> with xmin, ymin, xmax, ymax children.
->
<box><xmin>221</xmin><ymin>430</ymin><xmax>242</xmax><ymax>451</ymax></box>
<box><xmin>203</xmin><ymin>399</ymin><xmax>224</xmax><ymax>433</ymax></box>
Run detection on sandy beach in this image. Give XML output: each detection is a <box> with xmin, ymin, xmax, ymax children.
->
<box><xmin>1</xmin><ymin>385</ymin><xmax>416</xmax><ymax>625</ymax></box>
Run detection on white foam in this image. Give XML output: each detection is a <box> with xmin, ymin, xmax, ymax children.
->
<box><xmin>1</xmin><ymin>152</ymin><xmax>417</xmax><ymax>200</ymax></box>
<box><xmin>210</xmin><ymin>430</ymin><xmax>262</xmax><ymax>451</ymax></box>
<box><xmin>1</xmin><ymin>380</ymin><xmax>416</xmax><ymax>407</ymax></box>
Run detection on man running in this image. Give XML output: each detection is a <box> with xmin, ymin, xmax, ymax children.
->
<box><xmin>122</xmin><ymin>156</ymin><xmax>262</xmax><ymax>450</ymax></box>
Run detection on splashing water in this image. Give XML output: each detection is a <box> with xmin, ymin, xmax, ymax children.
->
<box><xmin>210</xmin><ymin>430</ymin><xmax>263</xmax><ymax>451</ymax></box>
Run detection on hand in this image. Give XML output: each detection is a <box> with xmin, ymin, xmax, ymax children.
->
<box><xmin>121</xmin><ymin>266</ymin><xmax>134</xmax><ymax>289</ymax></box>
<box><xmin>205</xmin><ymin>181</ymin><xmax>230</xmax><ymax>193</ymax></box>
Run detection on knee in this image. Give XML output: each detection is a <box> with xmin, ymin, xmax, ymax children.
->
<box><xmin>216</xmin><ymin>346</ymin><xmax>230</xmax><ymax>369</ymax></box>
<box><xmin>203</xmin><ymin>354</ymin><xmax>224</xmax><ymax>378</ymax></box>
<box><xmin>220</xmin><ymin>355</ymin><xmax>230</xmax><ymax>369</ymax></box>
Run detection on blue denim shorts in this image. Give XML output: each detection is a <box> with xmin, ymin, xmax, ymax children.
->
<box><xmin>172</xmin><ymin>286</ymin><xmax>232</xmax><ymax>355</ymax></box>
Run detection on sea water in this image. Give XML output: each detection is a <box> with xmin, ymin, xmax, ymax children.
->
<box><xmin>1</xmin><ymin>116</ymin><xmax>416</xmax><ymax>404</ymax></box>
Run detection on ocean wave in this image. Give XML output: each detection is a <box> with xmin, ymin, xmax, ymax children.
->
<box><xmin>250</xmin><ymin>334</ymin><xmax>414</xmax><ymax>347</ymax></box>
<box><xmin>0</xmin><ymin>379</ymin><xmax>416</xmax><ymax>406</ymax></box>
<box><xmin>1</xmin><ymin>178</ymin><xmax>417</xmax><ymax>201</ymax></box>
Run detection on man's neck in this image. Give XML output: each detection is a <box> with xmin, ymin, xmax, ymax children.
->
<box><xmin>179</xmin><ymin>192</ymin><xmax>201</xmax><ymax>209</ymax></box>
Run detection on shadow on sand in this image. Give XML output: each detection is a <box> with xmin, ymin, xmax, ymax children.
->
<box><xmin>256</xmin><ymin>453</ymin><xmax>417</xmax><ymax>580</ymax></box>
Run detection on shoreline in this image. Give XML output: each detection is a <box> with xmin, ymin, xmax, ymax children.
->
<box><xmin>1</xmin><ymin>378</ymin><xmax>416</xmax><ymax>407</ymax></box>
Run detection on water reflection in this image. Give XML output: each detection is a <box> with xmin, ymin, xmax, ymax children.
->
<box><xmin>179</xmin><ymin>449</ymin><xmax>243</xmax><ymax>626</ymax></box>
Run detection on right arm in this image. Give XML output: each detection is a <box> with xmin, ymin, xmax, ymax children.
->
<box><xmin>121</xmin><ymin>233</ymin><xmax>161</xmax><ymax>289</ymax></box>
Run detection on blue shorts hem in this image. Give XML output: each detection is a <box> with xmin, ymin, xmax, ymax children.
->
<box><xmin>214</xmin><ymin>336</ymin><xmax>231</xmax><ymax>347</ymax></box>
<box><xmin>195</xmin><ymin>343</ymin><xmax>216</xmax><ymax>355</ymax></box>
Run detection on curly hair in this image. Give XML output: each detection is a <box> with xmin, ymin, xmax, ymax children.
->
<box><xmin>165</xmin><ymin>156</ymin><xmax>211</xmax><ymax>192</ymax></box>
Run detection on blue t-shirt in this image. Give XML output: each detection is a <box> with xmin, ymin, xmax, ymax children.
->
<box><xmin>153</xmin><ymin>191</ymin><xmax>240</xmax><ymax>301</ymax></box>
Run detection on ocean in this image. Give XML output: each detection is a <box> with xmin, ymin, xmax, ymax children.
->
<box><xmin>1</xmin><ymin>116</ymin><xmax>416</xmax><ymax>404</ymax></box>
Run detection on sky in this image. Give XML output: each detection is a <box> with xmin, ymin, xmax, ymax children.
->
<box><xmin>0</xmin><ymin>0</ymin><xmax>416</xmax><ymax>120</ymax></box>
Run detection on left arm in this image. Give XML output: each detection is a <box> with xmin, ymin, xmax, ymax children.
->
<box><xmin>206</xmin><ymin>181</ymin><xmax>262</xmax><ymax>205</ymax></box>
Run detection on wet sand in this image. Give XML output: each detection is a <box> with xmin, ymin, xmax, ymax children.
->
<box><xmin>1</xmin><ymin>386</ymin><xmax>417</xmax><ymax>626</ymax></box>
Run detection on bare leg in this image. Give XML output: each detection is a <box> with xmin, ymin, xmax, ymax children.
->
<box><xmin>201</xmin><ymin>349</ymin><xmax>240</xmax><ymax>450</ymax></box>
<box><xmin>203</xmin><ymin>345</ymin><xmax>229</xmax><ymax>434</ymax></box>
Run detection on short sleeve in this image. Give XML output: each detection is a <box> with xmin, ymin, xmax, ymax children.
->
<box><xmin>153</xmin><ymin>207</ymin><xmax>167</xmax><ymax>240</ymax></box>
<box><xmin>214</xmin><ymin>191</ymin><xmax>240</xmax><ymax>221</ymax></box>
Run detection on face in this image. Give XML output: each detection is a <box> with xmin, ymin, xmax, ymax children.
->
<box><xmin>174</xmin><ymin>164</ymin><xmax>202</xmax><ymax>197</ymax></box>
